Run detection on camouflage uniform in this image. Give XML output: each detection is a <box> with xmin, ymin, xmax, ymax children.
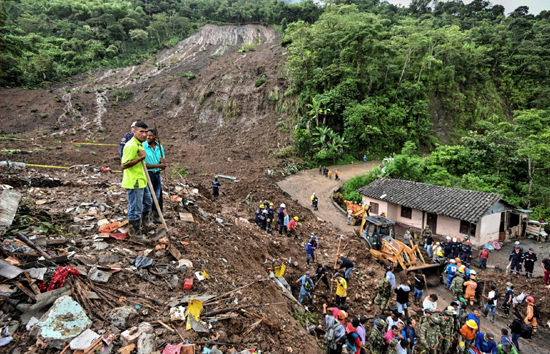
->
<box><xmin>451</xmin><ymin>275</ymin><xmax>465</xmax><ymax>300</ymax></box>
<box><xmin>438</xmin><ymin>316</ymin><xmax>454</xmax><ymax>354</ymax></box>
<box><xmin>421</xmin><ymin>316</ymin><xmax>441</xmax><ymax>354</ymax></box>
<box><xmin>374</xmin><ymin>278</ymin><xmax>394</xmax><ymax>312</ymax></box>
<box><xmin>387</xmin><ymin>338</ymin><xmax>399</xmax><ymax>354</ymax></box>
<box><xmin>368</xmin><ymin>321</ymin><xmax>386</xmax><ymax>354</ymax></box>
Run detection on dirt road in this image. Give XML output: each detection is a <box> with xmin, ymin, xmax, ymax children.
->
<box><xmin>277</xmin><ymin>162</ymin><xmax>379</xmax><ymax>233</ymax></box>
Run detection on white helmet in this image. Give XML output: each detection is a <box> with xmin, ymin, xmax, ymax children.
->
<box><xmin>280</xmin><ymin>203</ymin><xmax>286</xmax><ymax>208</ymax></box>
<box><xmin>470</xmin><ymin>270</ymin><xmax>476</xmax><ymax>275</ymax></box>
<box><xmin>450</xmin><ymin>259</ymin><xmax>456</xmax><ymax>263</ymax></box>
<box><xmin>452</xmin><ymin>238</ymin><xmax>457</xmax><ymax>242</ymax></box>
<box><xmin>515</xmin><ymin>241</ymin><xmax>520</xmax><ymax>245</ymax></box>
<box><xmin>313</xmin><ymin>192</ymin><xmax>316</xmax><ymax>195</ymax></box>
<box><xmin>446</xmin><ymin>236</ymin><xmax>451</xmax><ymax>240</ymax></box>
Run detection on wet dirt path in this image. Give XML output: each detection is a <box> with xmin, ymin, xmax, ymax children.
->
<box><xmin>277</xmin><ymin>162</ymin><xmax>379</xmax><ymax>233</ymax></box>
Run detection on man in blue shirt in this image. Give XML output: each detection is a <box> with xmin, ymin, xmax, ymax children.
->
<box><xmin>467</xmin><ymin>309</ymin><xmax>481</xmax><ymax>335</ymax></box>
<box><xmin>295</xmin><ymin>271</ymin><xmax>313</xmax><ymax>305</ymax></box>
<box><xmin>476</xmin><ymin>332</ymin><xmax>497</xmax><ymax>354</ymax></box>
<box><xmin>143</xmin><ymin>128</ymin><xmax>166</xmax><ymax>224</ymax></box>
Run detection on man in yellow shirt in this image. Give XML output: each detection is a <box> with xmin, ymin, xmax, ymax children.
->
<box><xmin>121</xmin><ymin>121</ymin><xmax>153</xmax><ymax>239</ymax></box>
<box><xmin>334</xmin><ymin>272</ymin><xmax>348</xmax><ymax>307</ymax></box>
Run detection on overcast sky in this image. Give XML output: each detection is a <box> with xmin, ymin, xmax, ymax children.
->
<box><xmin>384</xmin><ymin>0</ymin><xmax>549</xmax><ymax>15</ymax></box>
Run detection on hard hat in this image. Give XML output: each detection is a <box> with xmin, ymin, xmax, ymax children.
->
<box><xmin>459</xmin><ymin>268</ymin><xmax>465</xmax><ymax>273</ymax></box>
<box><xmin>466</xmin><ymin>320</ymin><xmax>478</xmax><ymax>329</ymax></box>
<box><xmin>446</xmin><ymin>236</ymin><xmax>451</xmax><ymax>240</ymax></box>
<box><xmin>436</xmin><ymin>242</ymin><xmax>440</xmax><ymax>245</ymax></box>
<box><xmin>313</xmin><ymin>192</ymin><xmax>316</xmax><ymax>195</ymax></box>
<box><xmin>515</xmin><ymin>241</ymin><xmax>520</xmax><ymax>245</ymax></box>
<box><xmin>466</xmin><ymin>240</ymin><xmax>470</xmax><ymax>244</ymax></box>
<box><xmin>337</xmin><ymin>310</ymin><xmax>348</xmax><ymax>320</ymax></box>
<box><xmin>470</xmin><ymin>270</ymin><xmax>476</xmax><ymax>275</ymax></box>
<box><xmin>455</xmin><ymin>257</ymin><xmax>461</xmax><ymax>263</ymax></box>
<box><xmin>452</xmin><ymin>238</ymin><xmax>457</xmax><ymax>242</ymax></box>
<box><xmin>526</xmin><ymin>296</ymin><xmax>534</xmax><ymax>303</ymax></box>
<box><xmin>506</xmin><ymin>282</ymin><xmax>514</xmax><ymax>287</ymax></box>
<box><xmin>262</xmin><ymin>210</ymin><xmax>268</xmax><ymax>214</ymax></box>
<box><xmin>457</xmin><ymin>238</ymin><xmax>461</xmax><ymax>242</ymax></box>
<box><xmin>437</xmin><ymin>251</ymin><xmax>443</xmax><ymax>257</ymax></box>
<box><xmin>269</xmin><ymin>203</ymin><xmax>274</xmax><ymax>206</ymax></box>
<box><xmin>450</xmin><ymin>259</ymin><xmax>456</xmax><ymax>263</ymax></box>
<box><xmin>260</xmin><ymin>204</ymin><xmax>265</xmax><ymax>208</ymax></box>
<box><xmin>280</xmin><ymin>203</ymin><xmax>286</xmax><ymax>208</ymax></box>
<box><xmin>294</xmin><ymin>216</ymin><xmax>299</xmax><ymax>221</ymax></box>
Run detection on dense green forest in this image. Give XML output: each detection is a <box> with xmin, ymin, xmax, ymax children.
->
<box><xmin>0</xmin><ymin>0</ymin><xmax>322</xmax><ymax>86</ymax></box>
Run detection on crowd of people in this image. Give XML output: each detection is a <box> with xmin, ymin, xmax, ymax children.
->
<box><xmin>319</xmin><ymin>166</ymin><xmax>340</xmax><ymax>180</ymax></box>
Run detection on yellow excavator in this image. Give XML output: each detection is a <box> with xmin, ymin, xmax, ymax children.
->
<box><xmin>358</xmin><ymin>215</ymin><xmax>439</xmax><ymax>273</ymax></box>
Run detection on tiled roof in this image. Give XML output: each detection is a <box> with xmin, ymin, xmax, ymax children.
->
<box><xmin>356</xmin><ymin>178</ymin><xmax>507</xmax><ymax>223</ymax></box>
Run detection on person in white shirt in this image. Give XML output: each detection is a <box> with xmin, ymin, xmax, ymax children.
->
<box><xmin>386</xmin><ymin>266</ymin><xmax>396</xmax><ymax>288</ymax></box>
<box><xmin>347</xmin><ymin>209</ymin><xmax>353</xmax><ymax>225</ymax></box>
<box><xmin>397</xmin><ymin>339</ymin><xmax>409</xmax><ymax>354</ymax></box>
<box><xmin>483</xmin><ymin>285</ymin><xmax>498</xmax><ymax>323</ymax></box>
<box><xmin>422</xmin><ymin>294</ymin><xmax>440</xmax><ymax>314</ymax></box>
<box><xmin>387</xmin><ymin>311</ymin><xmax>404</xmax><ymax>329</ymax></box>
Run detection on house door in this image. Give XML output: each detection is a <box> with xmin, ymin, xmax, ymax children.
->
<box><xmin>427</xmin><ymin>213</ymin><xmax>437</xmax><ymax>234</ymax></box>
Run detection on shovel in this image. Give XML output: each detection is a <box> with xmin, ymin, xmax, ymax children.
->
<box><xmin>142</xmin><ymin>160</ymin><xmax>169</xmax><ymax>233</ymax></box>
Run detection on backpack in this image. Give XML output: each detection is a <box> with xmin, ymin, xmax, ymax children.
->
<box><xmin>533</xmin><ymin>305</ymin><xmax>541</xmax><ymax>319</ymax></box>
<box><xmin>346</xmin><ymin>332</ymin><xmax>359</xmax><ymax>353</ymax></box>
<box><xmin>325</xmin><ymin>317</ymin><xmax>345</xmax><ymax>349</ymax></box>
<box><xmin>520</xmin><ymin>323</ymin><xmax>533</xmax><ymax>339</ymax></box>
<box><xmin>304</xmin><ymin>278</ymin><xmax>314</xmax><ymax>292</ymax></box>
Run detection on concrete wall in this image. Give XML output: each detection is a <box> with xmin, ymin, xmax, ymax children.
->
<box><xmin>395</xmin><ymin>206</ymin><xmax>423</xmax><ymax>229</ymax></box>
<box><xmin>478</xmin><ymin>212</ymin><xmax>501</xmax><ymax>245</ymax></box>
<box><xmin>436</xmin><ymin>215</ymin><xmax>462</xmax><ymax>239</ymax></box>
<box><xmin>362</xmin><ymin>196</ymin><xmax>388</xmax><ymax>216</ymax></box>
<box><xmin>386</xmin><ymin>202</ymin><xmax>399</xmax><ymax>221</ymax></box>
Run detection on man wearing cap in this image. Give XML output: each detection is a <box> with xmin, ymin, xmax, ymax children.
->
<box><xmin>421</xmin><ymin>225</ymin><xmax>432</xmax><ymax>246</ymax></box>
<box><xmin>508</xmin><ymin>246</ymin><xmax>524</xmax><ymax>275</ymax></box>
<box><xmin>461</xmin><ymin>239</ymin><xmax>473</xmax><ymax>267</ymax></box>
<box><xmin>523</xmin><ymin>248</ymin><xmax>537</xmax><ymax>278</ymax></box>
<box><xmin>334</xmin><ymin>272</ymin><xmax>348</xmax><ymax>307</ymax></box>
<box><xmin>295</xmin><ymin>271</ymin><xmax>314</xmax><ymax>305</ymax></box>
<box><xmin>369</xmin><ymin>320</ymin><xmax>386</xmax><ymax>354</ymax></box>
<box><xmin>306</xmin><ymin>235</ymin><xmax>318</xmax><ymax>268</ymax></box>
<box><xmin>316</xmin><ymin>264</ymin><xmax>330</xmax><ymax>290</ymax></box>
<box><xmin>420</xmin><ymin>315</ymin><xmax>441</xmax><ymax>354</ymax></box>
<box><xmin>476</xmin><ymin>332</ymin><xmax>497</xmax><ymax>354</ymax></box>
<box><xmin>432</xmin><ymin>242</ymin><xmax>442</xmax><ymax>262</ymax></box>
<box><xmin>335</xmin><ymin>255</ymin><xmax>354</xmax><ymax>284</ymax></box>
<box><xmin>501</xmin><ymin>282</ymin><xmax>514</xmax><ymax>316</ymax></box>
<box><xmin>121</xmin><ymin>121</ymin><xmax>153</xmax><ymax>240</ymax></box>
<box><xmin>438</xmin><ymin>311</ymin><xmax>454</xmax><ymax>354</ymax></box>
<box><xmin>541</xmin><ymin>253</ymin><xmax>550</xmax><ymax>285</ymax></box>
<box><xmin>374</xmin><ymin>278</ymin><xmax>394</xmax><ymax>313</ymax></box>
<box><xmin>497</xmin><ymin>342</ymin><xmax>518</xmax><ymax>354</ymax></box>
<box><xmin>451</xmin><ymin>271</ymin><xmax>465</xmax><ymax>300</ymax></box>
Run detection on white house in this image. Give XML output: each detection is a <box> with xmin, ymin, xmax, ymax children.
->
<box><xmin>356</xmin><ymin>178</ymin><xmax>518</xmax><ymax>247</ymax></box>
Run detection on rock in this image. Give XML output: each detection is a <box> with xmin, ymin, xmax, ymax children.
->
<box><xmin>108</xmin><ymin>306</ymin><xmax>139</xmax><ymax>328</ymax></box>
<box><xmin>35</xmin><ymin>295</ymin><xmax>92</xmax><ymax>349</ymax></box>
<box><xmin>94</xmin><ymin>241</ymin><xmax>109</xmax><ymax>250</ymax></box>
<box><xmin>70</xmin><ymin>329</ymin><xmax>100</xmax><ymax>350</ymax></box>
<box><xmin>137</xmin><ymin>332</ymin><xmax>156</xmax><ymax>354</ymax></box>
<box><xmin>121</xmin><ymin>322</ymin><xmax>153</xmax><ymax>345</ymax></box>
<box><xmin>99</xmin><ymin>254</ymin><xmax>121</xmax><ymax>264</ymax></box>
<box><xmin>88</xmin><ymin>267</ymin><xmax>112</xmax><ymax>283</ymax></box>
<box><xmin>169</xmin><ymin>307</ymin><xmax>186</xmax><ymax>321</ymax></box>
<box><xmin>68</xmin><ymin>225</ymin><xmax>81</xmax><ymax>234</ymax></box>
<box><xmin>26</xmin><ymin>317</ymin><xmax>39</xmax><ymax>331</ymax></box>
<box><xmin>211</xmin><ymin>346</ymin><xmax>223</xmax><ymax>354</ymax></box>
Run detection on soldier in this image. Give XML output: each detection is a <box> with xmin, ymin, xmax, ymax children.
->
<box><xmin>387</xmin><ymin>338</ymin><xmax>399</xmax><ymax>354</ymax></box>
<box><xmin>451</xmin><ymin>271</ymin><xmax>465</xmax><ymax>300</ymax></box>
<box><xmin>245</xmin><ymin>190</ymin><xmax>253</xmax><ymax>214</ymax></box>
<box><xmin>421</xmin><ymin>225</ymin><xmax>432</xmax><ymax>246</ymax></box>
<box><xmin>369</xmin><ymin>320</ymin><xmax>386</xmax><ymax>354</ymax></box>
<box><xmin>374</xmin><ymin>278</ymin><xmax>394</xmax><ymax>313</ymax></box>
<box><xmin>421</xmin><ymin>315</ymin><xmax>441</xmax><ymax>354</ymax></box>
<box><xmin>439</xmin><ymin>311</ymin><xmax>455</xmax><ymax>354</ymax></box>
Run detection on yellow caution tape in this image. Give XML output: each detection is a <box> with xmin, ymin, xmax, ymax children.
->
<box><xmin>1</xmin><ymin>137</ymin><xmax>117</xmax><ymax>146</ymax></box>
<box><xmin>26</xmin><ymin>163</ymin><xmax>122</xmax><ymax>173</ymax></box>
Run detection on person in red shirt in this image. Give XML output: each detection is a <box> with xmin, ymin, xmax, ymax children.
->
<box><xmin>479</xmin><ymin>247</ymin><xmax>490</xmax><ymax>269</ymax></box>
<box><xmin>287</xmin><ymin>216</ymin><xmax>299</xmax><ymax>239</ymax></box>
<box><xmin>346</xmin><ymin>318</ymin><xmax>363</xmax><ymax>354</ymax></box>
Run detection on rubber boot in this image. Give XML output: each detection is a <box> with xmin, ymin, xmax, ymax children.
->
<box><xmin>130</xmin><ymin>219</ymin><xmax>144</xmax><ymax>240</ymax></box>
<box><xmin>152</xmin><ymin>209</ymin><xmax>162</xmax><ymax>224</ymax></box>
<box><xmin>491</xmin><ymin>314</ymin><xmax>495</xmax><ymax>323</ymax></box>
<box><xmin>142</xmin><ymin>210</ymin><xmax>154</xmax><ymax>228</ymax></box>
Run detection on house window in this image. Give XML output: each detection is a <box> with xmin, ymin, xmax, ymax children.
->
<box><xmin>401</xmin><ymin>206</ymin><xmax>412</xmax><ymax>219</ymax></box>
<box><xmin>460</xmin><ymin>220</ymin><xmax>469</xmax><ymax>234</ymax></box>
<box><xmin>370</xmin><ymin>202</ymin><xmax>379</xmax><ymax>214</ymax></box>
<box><xmin>460</xmin><ymin>220</ymin><xmax>477</xmax><ymax>237</ymax></box>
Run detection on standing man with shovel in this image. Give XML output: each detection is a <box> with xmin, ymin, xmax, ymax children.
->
<box><xmin>121</xmin><ymin>121</ymin><xmax>153</xmax><ymax>239</ymax></box>
<box><xmin>143</xmin><ymin>128</ymin><xmax>167</xmax><ymax>224</ymax></box>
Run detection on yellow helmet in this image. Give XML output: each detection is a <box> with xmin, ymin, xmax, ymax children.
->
<box><xmin>459</xmin><ymin>267</ymin><xmax>465</xmax><ymax>274</ymax></box>
<box><xmin>466</xmin><ymin>320</ymin><xmax>478</xmax><ymax>329</ymax></box>
<box><xmin>269</xmin><ymin>203</ymin><xmax>274</xmax><ymax>206</ymax></box>
<box><xmin>294</xmin><ymin>216</ymin><xmax>299</xmax><ymax>221</ymax></box>
<box><xmin>437</xmin><ymin>251</ymin><xmax>443</xmax><ymax>257</ymax></box>
<box><xmin>260</xmin><ymin>204</ymin><xmax>265</xmax><ymax>208</ymax></box>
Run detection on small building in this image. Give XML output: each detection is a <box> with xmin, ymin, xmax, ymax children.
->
<box><xmin>356</xmin><ymin>178</ymin><xmax>519</xmax><ymax>247</ymax></box>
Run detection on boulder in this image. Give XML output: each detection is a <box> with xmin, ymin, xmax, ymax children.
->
<box><xmin>108</xmin><ymin>306</ymin><xmax>139</xmax><ymax>329</ymax></box>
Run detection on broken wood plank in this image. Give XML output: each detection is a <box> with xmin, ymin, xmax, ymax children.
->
<box><xmin>15</xmin><ymin>281</ymin><xmax>36</xmax><ymax>300</ymax></box>
<box><xmin>241</xmin><ymin>310</ymin><xmax>291</xmax><ymax>334</ymax></box>
<box><xmin>46</xmin><ymin>238</ymin><xmax>71</xmax><ymax>246</ymax></box>
<box><xmin>204</xmin><ymin>279</ymin><xmax>262</xmax><ymax>304</ymax></box>
<box><xmin>23</xmin><ymin>271</ymin><xmax>41</xmax><ymax>295</ymax></box>
<box><xmin>20</xmin><ymin>254</ymin><xmax>71</xmax><ymax>269</ymax></box>
<box><xmin>15</xmin><ymin>232</ymin><xmax>51</xmax><ymax>259</ymax></box>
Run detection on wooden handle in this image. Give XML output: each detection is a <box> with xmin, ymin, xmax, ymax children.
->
<box><xmin>142</xmin><ymin>160</ymin><xmax>168</xmax><ymax>232</ymax></box>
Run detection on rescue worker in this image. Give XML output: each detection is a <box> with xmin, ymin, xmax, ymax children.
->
<box><xmin>524</xmin><ymin>296</ymin><xmax>538</xmax><ymax>333</ymax></box>
<box><xmin>509</xmin><ymin>246</ymin><xmax>524</xmax><ymax>275</ymax></box>
<box><xmin>461</xmin><ymin>240</ymin><xmax>473</xmax><ymax>267</ymax></box>
<box><xmin>212</xmin><ymin>177</ymin><xmax>221</xmax><ymax>198</ymax></box>
<box><xmin>306</xmin><ymin>235</ymin><xmax>318</xmax><ymax>268</ymax></box>
<box><xmin>523</xmin><ymin>248</ymin><xmax>537</xmax><ymax>278</ymax></box>
<box><xmin>450</xmin><ymin>238</ymin><xmax>458</xmax><ymax>258</ymax></box>
<box><xmin>442</xmin><ymin>236</ymin><xmax>453</xmax><ymax>258</ymax></box>
<box><xmin>312</xmin><ymin>193</ymin><xmax>319</xmax><ymax>211</ymax></box>
<box><xmin>374</xmin><ymin>278</ymin><xmax>394</xmax><ymax>313</ymax></box>
<box><xmin>283</xmin><ymin>210</ymin><xmax>289</xmax><ymax>235</ymax></box>
<box><xmin>460</xmin><ymin>320</ymin><xmax>478</xmax><ymax>349</ymax></box>
<box><xmin>255</xmin><ymin>204</ymin><xmax>264</xmax><ymax>226</ymax></box>
<box><xmin>334</xmin><ymin>273</ymin><xmax>348</xmax><ymax>307</ymax></box>
<box><xmin>514</xmin><ymin>241</ymin><xmax>523</xmax><ymax>253</ymax></box>
<box><xmin>260</xmin><ymin>209</ymin><xmax>267</xmax><ymax>231</ymax></box>
<box><xmin>421</xmin><ymin>225</ymin><xmax>432</xmax><ymax>246</ymax></box>
<box><xmin>369</xmin><ymin>320</ymin><xmax>386</xmax><ymax>354</ymax></box>
<box><xmin>500</xmin><ymin>282</ymin><xmax>514</xmax><ymax>317</ymax></box>
<box><xmin>245</xmin><ymin>190</ymin><xmax>254</xmax><ymax>214</ymax></box>
<box><xmin>288</xmin><ymin>216</ymin><xmax>299</xmax><ymax>239</ymax></box>
<box><xmin>310</xmin><ymin>192</ymin><xmax>316</xmax><ymax>206</ymax></box>
<box><xmin>295</xmin><ymin>271</ymin><xmax>314</xmax><ymax>305</ymax></box>
<box><xmin>420</xmin><ymin>315</ymin><xmax>441</xmax><ymax>354</ymax></box>
<box><xmin>266</xmin><ymin>203</ymin><xmax>274</xmax><ymax>234</ymax></box>
<box><xmin>277</xmin><ymin>203</ymin><xmax>286</xmax><ymax>236</ymax></box>
<box><xmin>445</xmin><ymin>259</ymin><xmax>459</xmax><ymax>289</ymax></box>
<box><xmin>316</xmin><ymin>264</ymin><xmax>330</xmax><ymax>290</ymax></box>
<box><xmin>454</xmin><ymin>238</ymin><xmax>463</xmax><ymax>258</ymax></box>
<box><xmin>464</xmin><ymin>275</ymin><xmax>478</xmax><ymax>306</ymax></box>
<box><xmin>439</xmin><ymin>310</ymin><xmax>454</xmax><ymax>354</ymax></box>
<box><xmin>451</xmin><ymin>271</ymin><xmax>465</xmax><ymax>300</ymax></box>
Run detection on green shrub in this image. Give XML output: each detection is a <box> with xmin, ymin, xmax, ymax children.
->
<box><xmin>112</xmin><ymin>90</ymin><xmax>132</xmax><ymax>102</ymax></box>
<box><xmin>255</xmin><ymin>77</ymin><xmax>267</xmax><ymax>87</ymax></box>
<box><xmin>238</xmin><ymin>43</ymin><xmax>257</xmax><ymax>53</ymax></box>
